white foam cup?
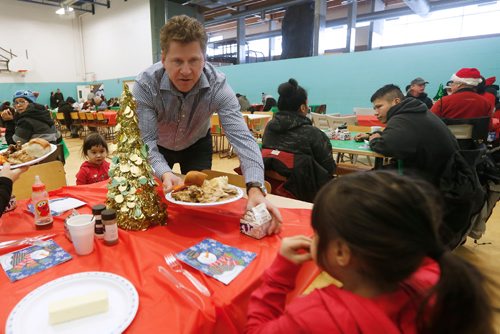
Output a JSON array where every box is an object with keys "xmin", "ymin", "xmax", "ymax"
[
  {"xmin": 371, "ymin": 126, "xmax": 383, "ymax": 133},
  {"xmin": 66, "ymin": 214, "xmax": 95, "ymax": 255}
]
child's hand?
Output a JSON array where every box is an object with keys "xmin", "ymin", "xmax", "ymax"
[{"xmin": 280, "ymin": 235, "xmax": 312, "ymax": 265}]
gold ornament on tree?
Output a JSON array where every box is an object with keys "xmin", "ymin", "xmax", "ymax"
[{"xmin": 106, "ymin": 84, "xmax": 167, "ymax": 230}]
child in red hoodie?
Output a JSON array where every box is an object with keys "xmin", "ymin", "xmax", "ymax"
[
  {"xmin": 246, "ymin": 171, "xmax": 493, "ymax": 334},
  {"xmin": 76, "ymin": 133, "xmax": 110, "ymax": 185}
]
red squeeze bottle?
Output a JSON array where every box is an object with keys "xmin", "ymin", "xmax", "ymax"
[{"xmin": 32, "ymin": 175, "xmax": 53, "ymax": 230}]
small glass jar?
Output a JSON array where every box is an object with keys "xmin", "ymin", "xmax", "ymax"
[
  {"xmin": 92, "ymin": 204, "xmax": 106, "ymax": 239},
  {"xmin": 101, "ymin": 209, "xmax": 119, "ymax": 246}
]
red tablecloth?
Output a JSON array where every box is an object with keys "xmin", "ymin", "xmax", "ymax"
[
  {"xmin": 356, "ymin": 115, "xmax": 384, "ymax": 127},
  {"xmin": 0, "ymin": 182, "xmax": 317, "ymax": 333},
  {"xmin": 101, "ymin": 111, "xmax": 117, "ymax": 126}
]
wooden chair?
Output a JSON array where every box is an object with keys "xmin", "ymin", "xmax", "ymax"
[
  {"xmin": 201, "ymin": 169, "xmax": 271, "ymax": 193},
  {"xmin": 78, "ymin": 112, "xmax": 89, "ymax": 137},
  {"xmin": 12, "ymin": 161, "xmax": 67, "ymax": 200},
  {"xmin": 210, "ymin": 114, "xmax": 231, "ymax": 158},
  {"xmin": 96, "ymin": 112, "xmax": 115, "ymax": 140},
  {"xmin": 55, "ymin": 113, "xmax": 70, "ymax": 138}
]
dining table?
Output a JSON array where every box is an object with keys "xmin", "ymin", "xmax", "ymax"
[
  {"xmin": 0, "ymin": 181, "xmax": 317, "ymax": 333},
  {"xmin": 101, "ymin": 110, "xmax": 118, "ymax": 126},
  {"xmin": 330, "ymin": 132, "xmax": 386, "ymax": 168},
  {"xmin": 356, "ymin": 115, "xmax": 384, "ymax": 127}
]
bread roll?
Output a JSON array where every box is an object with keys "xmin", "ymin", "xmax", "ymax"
[
  {"xmin": 184, "ymin": 171, "xmax": 208, "ymax": 187},
  {"xmin": 24, "ymin": 138, "xmax": 51, "ymax": 158}
]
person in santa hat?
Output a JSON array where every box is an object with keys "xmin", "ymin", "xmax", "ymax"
[{"xmin": 431, "ymin": 68, "xmax": 492, "ymax": 119}]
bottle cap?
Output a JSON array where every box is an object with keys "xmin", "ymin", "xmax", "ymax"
[
  {"xmin": 92, "ymin": 204, "xmax": 107, "ymax": 215},
  {"xmin": 101, "ymin": 209, "xmax": 116, "ymax": 220},
  {"xmin": 32, "ymin": 175, "xmax": 46, "ymax": 192}
]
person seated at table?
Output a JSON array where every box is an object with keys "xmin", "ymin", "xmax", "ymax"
[
  {"xmin": 246, "ymin": 171, "xmax": 493, "ymax": 334},
  {"xmin": 431, "ymin": 68, "xmax": 493, "ymax": 119},
  {"xmin": 236, "ymin": 93, "xmax": 251, "ymax": 112},
  {"xmin": 1, "ymin": 102, "xmax": 16, "ymax": 145},
  {"xmin": 263, "ymin": 97, "xmax": 277, "ymax": 111},
  {"xmin": 58, "ymin": 97, "xmax": 79, "ymax": 138},
  {"xmin": 353, "ymin": 84, "xmax": 483, "ymax": 248},
  {"xmin": 76, "ymin": 133, "xmax": 110, "ymax": 185},
  {"xmin": 82, "ymin": 98, "xmax": 95, "ymax": 111},
  {"xmin": 262, "ymin": 78, "xmax": 335, "ymax": 201},
  {"xmin": 0, "ymin": 163, "xmax": 27, "ymax": 217},
  {"xmin": 93, "ymin": 96, "xmax": 108, "ymax": 111},
  {"xmin": 406, "ymin": 77, "xmax": 433, "ymax": 109},
  {"xmin": 11, "ymin": 90, "xmax": 61, "ymax": 145},
  {"xmin": 107, "ymin": 97, "xmax": 120, "ymax": 108}
]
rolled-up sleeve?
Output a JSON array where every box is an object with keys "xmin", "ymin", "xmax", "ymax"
[{"xmin": 216, "ymin": 85, "xmax": 264, "ymax": 184}]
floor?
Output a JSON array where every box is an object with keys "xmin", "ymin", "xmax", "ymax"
[{"xmin": 62, "ymin": 136, "xmax": 500, "ymax": 329}]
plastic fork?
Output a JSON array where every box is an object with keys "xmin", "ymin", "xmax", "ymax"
[{"xmin": 164, "ymin": 254, "xmax": 211, "ymax": 297}]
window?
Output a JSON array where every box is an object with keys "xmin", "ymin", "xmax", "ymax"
[
  {"xmin": 376, "ymin": 2, "xmax": 500, "ymax": 47},
  {"xmin": 323, "ymin": 25, "xmax": 348, "ymax": 50}
]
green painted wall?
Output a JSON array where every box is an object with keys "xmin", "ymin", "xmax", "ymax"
[
  {"xmin": 219, "ymin": 35, "xmax": 500, "ymax": 114},
  {"xmin": 2, "ymin": 35, "xmax": 499, "ymax": 113}
]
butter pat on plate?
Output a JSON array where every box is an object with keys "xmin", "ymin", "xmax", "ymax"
[{"xmin": 48, "ymin": 290, "xmax": 109, "ymax": 325}]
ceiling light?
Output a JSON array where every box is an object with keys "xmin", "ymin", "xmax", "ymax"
[{"xmin": 55, "ymin": 5, "xmax": 74, "ymax": 15}]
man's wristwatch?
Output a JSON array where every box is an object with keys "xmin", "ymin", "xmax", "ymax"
[{"xmin": 246, "ymin": 182, "xmax": 267, "ymax": 196}]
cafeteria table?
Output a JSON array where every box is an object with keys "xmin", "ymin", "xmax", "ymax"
[
  {"xmin": 0, "ymin": 181, "xmax": 317, "ymax": 333},
  {"xmin": 356, "ymin": 115, "xmax": 384, "ymax": 127},
  {"xmin": 331, "ymin": 133, "xmax": 386, "ymax": 168}
]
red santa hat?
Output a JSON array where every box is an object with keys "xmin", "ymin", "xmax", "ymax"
[{"xmin": 450, "ymin": 68, "xmax": 483, "ymax": 86}]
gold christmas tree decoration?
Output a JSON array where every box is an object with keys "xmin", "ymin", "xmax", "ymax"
[{"xmin": 106, "ymin": 84, "xmax": 167, "ymax": 230}]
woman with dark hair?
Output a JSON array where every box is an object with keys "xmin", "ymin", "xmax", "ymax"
[
  {"xmin": 247, "ymin": 171, "xmax": 493, "ymax": 333},
  {"xmin": 262, "ymin": 78, "xmax": 335, "ymax": 201}
]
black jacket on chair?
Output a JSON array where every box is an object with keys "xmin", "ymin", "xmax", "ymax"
[
  {"xmin": 263, "ymin": 150, "xmax": 333, "ymax": 203},
  {"xmin": 262, "ymin": 110, "xmax": 335, "ymax": 175}
]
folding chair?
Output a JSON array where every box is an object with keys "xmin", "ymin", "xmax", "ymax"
[{"xmin": 12, "ymin": 161, "xmax": 67, "ymax": 200}]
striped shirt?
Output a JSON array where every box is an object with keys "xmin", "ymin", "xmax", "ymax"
[{"xmin": 133, "ymin": 62, "xmax": 264, "ymax": 184}]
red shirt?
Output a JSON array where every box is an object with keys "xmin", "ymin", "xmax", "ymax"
[
  {"xmin": 76, "ymin": 160, "xmax": 110, "ymax": 185},
  {"xmin": 431, "ymin": 89, "xmax": 492, "ymax": 119},
  {"xmin": 246, "ymin": 254, "xmax": 439, "ymax": 334}
]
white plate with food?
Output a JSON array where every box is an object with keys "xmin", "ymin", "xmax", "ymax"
[
  {"xmin": 166, "ymin": 184, "xmax": 244, "ymax": 206},
  {"xmin": 5, "ymin": 271, "xmax": 139, "ymax": 334},
  {"xmin": 0, "ymin": 139, "xmax": 57, "ymax": 169},
  {"xmin": 165, "ymin": 171, "xmax": 244, "ymax": 206}
]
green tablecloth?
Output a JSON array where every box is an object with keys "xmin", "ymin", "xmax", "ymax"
[
  {"xmin": 330, "ymin": 138, "xmax": 374, "ymax": 154},
  {"xmin": 330, "ymin": 132, "xmax": 374, "ymax": 154}
]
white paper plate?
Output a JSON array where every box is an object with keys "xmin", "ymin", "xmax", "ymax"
[
  {"xmin": 6, "ymin": 271, "xmax": 139, "ymax": 334},
  {"xmin": 0, "ymin": 143, "xmax": 57, "ymax": 169},
  {"xmin": 165, "ymin": 185, "xmax": 244, "ymax": 206}
]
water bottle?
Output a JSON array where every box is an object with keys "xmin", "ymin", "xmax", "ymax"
[{"xmin": 32, "ymin": 175, "xmax": 53, "ymax": 230}]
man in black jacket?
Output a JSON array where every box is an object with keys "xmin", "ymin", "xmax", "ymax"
[
  {"xmin": 406, "ymin": 77, "xmax": 433, "ymax": 109},
  {"xmin": 355, "ymin": 84, "xmax": 483, "ymax": 248}
]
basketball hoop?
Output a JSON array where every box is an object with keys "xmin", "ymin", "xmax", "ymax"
[{"xmin": 17, "ymin": 69, "xmax": 28, "ymax": 78}]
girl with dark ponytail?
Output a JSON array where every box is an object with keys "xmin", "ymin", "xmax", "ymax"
[{"xmin": 247, "ymin": 171, "xmax": 493, "ymax": 333}]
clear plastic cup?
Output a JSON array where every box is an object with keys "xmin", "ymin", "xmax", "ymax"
[{"xmin": 66, "ymin": 214, "xmax": 95, "ymax": 255}]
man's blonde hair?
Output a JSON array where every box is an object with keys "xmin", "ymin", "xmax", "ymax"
[{"xmin": 160, "ymin": 15, "xmax": 207, "ymax": 54}]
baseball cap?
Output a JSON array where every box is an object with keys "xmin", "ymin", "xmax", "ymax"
[{"xmin": 410, "ymin": 77, "xmax": 429, "ymax": 85}]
